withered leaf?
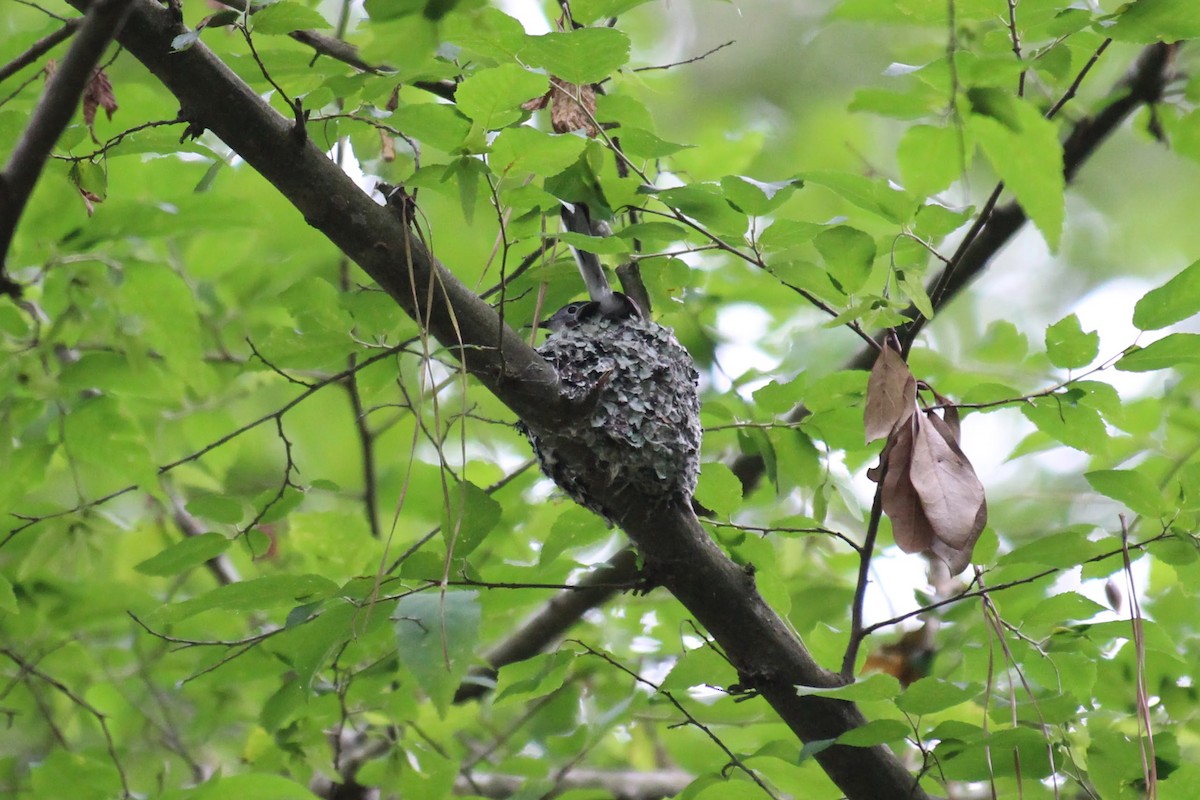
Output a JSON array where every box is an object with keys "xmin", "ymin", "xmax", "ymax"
[
  {"xmin": 928, "ymin": 387, "xmax": 961, "ymax": 443},
  {"xmin": 880, "ymin": 414, "xmax": 935, "ymax": 554},
  {"xmin": 864, "ymin": 344, "xmax": 917, "ymax": 443},
  {"xmin": 82, "ymin": 68, "xmax": 118, "ymax": 143},
  {"xmin": 910, "ymin": 410, "xmax": 987, "ymax": 574},
  {"xmin": 550, "ymin": 78, "xmax": 598, "ymax": 137}
]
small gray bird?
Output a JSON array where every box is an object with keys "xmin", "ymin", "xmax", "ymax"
[{"xmin": 522, "ymin": 208, "xmax": 701, "ymax": 521}]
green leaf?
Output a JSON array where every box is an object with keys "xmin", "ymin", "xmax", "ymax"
[
  {"xmin": 998, "ymin": 527, "xmax": 1105, "ymax": 567},
  {"xmin": 814, "ymin": 225, "xmax": 876, "ymax": 294},
  {"xmin": 896, "ymin": 678, "xmax": 979, "ymax": 715},
  {"xmin": 796, "ymin": 673, "xmax": 901, "ymax": 701},
  {"xmin": 539, "ymin": 506, "xmax": 606, "ymax": 566},
  {"xmin": 897, "ymin": 124, "xmax": 964, "ymax": 196},
  {"xmin": 1044, "ymin": 313, "xmax": 1099, "ymax": 369},
  {"xmin": 494, "ymin": 651, "xmax": 574, "ymax": 704},
  {"xmin": 1021, "ymin": 396, "xmax": 1109, "ymax": 455},
  {"xmin": 489, "ymin": 126, "xmax": 587, "ymax": 177},
  {"xmin": 395, "ymin": 591, "xmax": 481, "ymax": 715},
  {"xmin": 252, "ymin": 1, "xmax": 331, "ymax": 34},
  {"xmin": 719, "ymin": 175, "xmax": 801, "ymax": 216},
  {"xmin": 441, "ymin": 6, "xmax": 527, "ymax": 61},
  {"xmin": 149, "ymin": 574, "xmax": 339, "ymax": 624},
  {"xmin": 454, "ymin": 64, "xmax": 547, "ymax": 130},
  {"xmin": 1022, "ymin": 591, "xmax": 1107, "ymax": 634},
  {"xmin": 968, "ymin": 91, "xmax": 1064, "ymax": 249},
  {"xmin": 0, "ymin": 574, "xmax": 16, "ymax": 614},
  {"xmin": 556, "ymin": 230, "xmax": 631, "ymax": 255},
  {"xmin": 660, "ymin": 645, "xmax": 739, "ymax": 693},
  {"xmin": 837, "ymin": 718, "xmax": 910, "ymax": 746},
  {"xmin": 135, "ymin": 533, "xmax": 232, "ymax": 577},
  {"xmin": 363, "ymin": 0, "xmax": 424, "ymax": 21},
  {"xmin": 759, "ymin": 219, "xmax": 824, "ymax": 250},
  {"xmin": 63, "ymin": 397, "xmax": 157, "ymax": 489},
  {"xmin": 695, "ymin": 461, "xmax": 743, "ymax": 516},
  {"xmin": 185, "ymin": 495, "xmax": 244, "ymax": 525},
  {"xmin": 1117, "ymin": 333, "xmax": 1200, "ymax": 372},
  {"xmin": 614, "ymin": 127, "xmax": 689, "ymax": 158},
  {"xmin": 278, "ymin": 601, "xmax": 361, "ymax": 691},
  {"xmin": 68, "ymin": 160, "xmax": 106, "ymax": 201},
  {"xmin": 753, "ymin": 375, "xmax": 803, "ymax": 415},
  {"xmin": 802, "ymin": 170, "xmax": 917, "ymax": 223},
  {"xmin": 646, "ymin": 183, "xmax": 747, "ymax": 239},
  {"xmin": 1108, "ymin": 0, "xmax": 1200, "ymax": 43},
  {"xmin": 520, "ymin": 28, "xmax": 631, "ymax": 85},
  {"xmin": 1133, "ymin": 258, "xmax": 1200, "ymax": 330},
  {"xmin": 1085, "ymin": 469, "xmax": 1164, "ymax": 517},
  {"xmin": 443, "ymin": 480, "xmax": 502, "ymax": 558},
  {"xmin": 391, "ymin": 103, "xmax": 472, "ymax": 151}
]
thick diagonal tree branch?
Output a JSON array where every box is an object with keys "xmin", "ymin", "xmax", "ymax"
[{"xmin": 56, "ymin": 1, "xmax": 929, "ymax": 796}]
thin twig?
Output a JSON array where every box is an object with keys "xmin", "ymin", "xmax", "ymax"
[
  {"xmin": 572, "ymin": 641, "xmax": 782, "ymax": 799},
  {"xmin": 0, "ymin": 647, "xmax": 132, "ymax": 797},
  {"xmin": 0, "ymin": 17, "xmax": 81, "ymax": 84},
  {"xmin": 842, "ymin": 482, "xmax": 886, "ymax": 677},
  {"xmin": 630, "ymin": 40, "xmax": 735, "ymax": 74}
]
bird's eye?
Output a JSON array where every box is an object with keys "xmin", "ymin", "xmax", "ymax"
[{"xmin": 567, "ymin": 303, "xmax": 582, "ymax": 313}]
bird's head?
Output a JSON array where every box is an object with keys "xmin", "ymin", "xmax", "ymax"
[{"xmin": 539, "ymin": 292, "xmax": 643, "ymax": 333}]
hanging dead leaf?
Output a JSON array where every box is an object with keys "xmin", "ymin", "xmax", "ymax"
[
  {"xmin": 928, "ymin": 387, "xmax": 961, "ymax": 443},
  {"xmin": 78, "ymin": 187, "xmax": 102, "ymax": 216},
  {"xmin": 910, "ymin": 410, "xmax": 987, "ymax": 574},
  {"xmin": 864, "ymin": 344, "xmax": 917, "ymax": 443},
  {"xmin": 880, "ymin": 414, "xmax": 935, "ymax": 554},
  {"xmin": 550, "ymin": 78, "xmax": 599, "ymax": 137},
  {"xmin": 82, "ymin": 68, "xmax": 118, "ymax": 143}
]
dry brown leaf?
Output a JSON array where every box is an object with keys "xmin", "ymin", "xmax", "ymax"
[
  {"xmin": 79, "ymin": 188, "xmax": 102, "ymax": 217},
  {"xmin": 550, "ymin": 78, "xmax": 599, "ymax": 137},
  {"xmin": 928, "ymin": 387, "xmax": 961, "ymax": 443},
  {"xmin": 82, "ymin": 68, "xmax": 117, "ymax": 143},
  {"xmin": 864, "ymin": 344, "xmax": 916, "ymax": 443},
  {"xmin": 880, "ymin": 414, "xmax": 935, "ymax": 554},
  {"xmin": 911, "ymin": 410, "xmax": 987, "ymax": 574}
]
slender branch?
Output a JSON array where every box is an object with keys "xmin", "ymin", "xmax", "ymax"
[
  {"xmin": 572, "ymin": 640, "xmax": 781, "ymax": 799},
  {"xmin": 629, "ymin": 40, "xmax": 735, "ymax": 74},
  {"xmin": 842, "ymin": 482, "xmax": 886, "ymax": 677},
  {"xmin": 3, "ymin": 341, "xmax": 409, "ymax": 547},
  {"xmin": 861, "ymin": 529, "xmax": 1174, "ymax": 636},
  {"xmin": 0, "ymin": 0, "xmax": 133, "ymax": 294},
  {"xmin": 0, "ymin": 647, "xmax": 132, "ymax": 797},
  {"xmin": 0, "ymin": 17, "xmax": 81, "ymax": 84}
]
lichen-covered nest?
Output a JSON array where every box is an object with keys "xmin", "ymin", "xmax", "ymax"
[{"xmin": 524, "ymin": 314, "xmax": 701, "ymax": 521}]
